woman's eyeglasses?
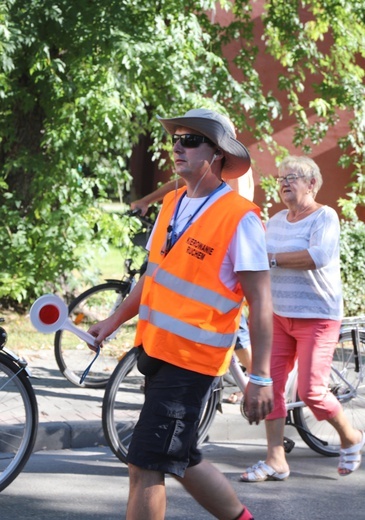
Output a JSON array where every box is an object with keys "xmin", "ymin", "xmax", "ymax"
[
  {"xmin": 172, "ymin": 134, "xmax": 214, "ymax": 148},
  {"xmin": 276, "ymin": 174, "xmax": 306, "ymax": 185}
]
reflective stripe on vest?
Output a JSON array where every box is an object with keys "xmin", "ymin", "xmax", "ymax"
[
  {"xmin": 146, "ymin": 262, "xmax": 158, "ymax": 276},
  {"xmin": 139, "ymin": 305, "xmax": 236, "ymax": 348},
  {"xmin": 153, "ymin": 268, "xmax": 240, "ymax": 313}
]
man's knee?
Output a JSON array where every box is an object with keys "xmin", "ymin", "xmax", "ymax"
[{"xmin": 128, "ymin": 463, "xmax": 164, "ymax": 487}]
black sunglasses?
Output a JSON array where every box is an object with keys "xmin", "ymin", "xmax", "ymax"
[{"xmin": 171, "ymin": 134, "xmax": 214, "ymax": 148}]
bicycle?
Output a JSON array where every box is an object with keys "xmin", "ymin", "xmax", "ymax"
[
  {"xmin": 54, "ymin": 210, "xmax": 154, "ymax": 389},
  {"xmin": 102, "ymin": 315, "xmax": 365, "ymax": 463},
  {"xmin": 0, "ymin": 318, "xmax": 39, "ymax": 492}
]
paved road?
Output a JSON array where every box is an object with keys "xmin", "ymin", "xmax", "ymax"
[{"xmin": 1, "ymin": 442, "xmax": 364, "ymax": 520}]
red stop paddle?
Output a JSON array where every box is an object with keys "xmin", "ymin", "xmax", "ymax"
[{"xmin": 30, "ymin": 294, "xmax": 98, "ymax": 347}]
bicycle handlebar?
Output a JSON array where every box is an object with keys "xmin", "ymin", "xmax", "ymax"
[{"xmin": 125, "ymin": 209, "xmax": 155, "ymax": 229}]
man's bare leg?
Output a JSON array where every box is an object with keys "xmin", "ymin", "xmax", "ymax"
[
  {"xmin": 126, "ymin": 464, "xmax": 166, "ymax": 520},
  {"xmin": 175, "ymin": 459, "xmax": 253, "ymax": 520}
]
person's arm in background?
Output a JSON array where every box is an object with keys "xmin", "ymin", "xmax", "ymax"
[
  {"xmin": 229, "ymin": 168, "xmax": 254, "ymax": 202},
  {"xmin": 131, "ymin": 178, "xmax": 185, "ymax": 215},
  {"xmin": 130, "ymin": 170, "xmax": 253, "ymax": 216},
  {"xmin": 267, "ymin": 250, "xmax": 316, "ymax": 270},
  {"xmin": 226, "ymin": 178, "xmax": 239, "ymax": 192}
]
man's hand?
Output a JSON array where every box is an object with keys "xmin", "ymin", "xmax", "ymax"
[
  {"xmin": 131, "ymin": 199, "xmax": 149, "ymax": 216},
  {"xmin": 87, "ymin": 317, "xmax": 120, "ymax": 352},
  {"xmin": 243, "ymin": 383, "xmax": 273, "ymax": 425}
]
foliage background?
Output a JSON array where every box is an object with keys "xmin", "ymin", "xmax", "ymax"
[{"xmin": 0, "ymin": 0, "xmax": 364, "ymax": 314}]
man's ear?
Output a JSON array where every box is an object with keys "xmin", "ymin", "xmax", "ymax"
[{"xmin": 214, "ymin": 149, "xmax": 224, "ymax": 161}]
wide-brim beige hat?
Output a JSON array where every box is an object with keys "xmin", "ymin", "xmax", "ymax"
[{"xmin": 157, "ymin": 108, "xmax": 251, "ymax": 179}]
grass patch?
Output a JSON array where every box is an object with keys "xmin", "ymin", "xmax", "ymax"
[
  {"xmin": 90, "ymin": 243, "xmax": 146, "ymax": 284},
  {"xmin": 88, "ymin": 244, "xmax": 127, "ymax": 284}
]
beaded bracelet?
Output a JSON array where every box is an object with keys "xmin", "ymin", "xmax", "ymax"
[{"xmin": 249, "ymin": 374, "xmax": 273, "ymax": 387}]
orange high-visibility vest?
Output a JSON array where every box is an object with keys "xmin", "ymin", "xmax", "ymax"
[{"xmin": 134, "ymin": 187, "xmax": 261, "ymax": 376}]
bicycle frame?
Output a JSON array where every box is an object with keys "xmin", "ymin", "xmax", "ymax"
[
  {"xmin": 0, "ymin": 322, "xmax": 33, "ymax": 381},
  {"xmin": 0, "ymin": 348, "xmax": 33, "ymax": 383}
]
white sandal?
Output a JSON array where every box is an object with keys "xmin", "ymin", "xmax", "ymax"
[
  {"xmin": 239, "ymin": 460, "xmax": 290, "ymax": 482},
  {"xmin": 338, "ymin": 431, "xmax": 365, "ymax": 476}
]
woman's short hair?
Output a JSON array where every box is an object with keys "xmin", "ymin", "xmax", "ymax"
[{"xmin": 278, "ymin": 155, "xmax": 323, "ymax": 197}]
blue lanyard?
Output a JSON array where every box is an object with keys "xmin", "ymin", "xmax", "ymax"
[{"xmin": 164, "ymin": 181, "xmax": 226, "ymax": 254}]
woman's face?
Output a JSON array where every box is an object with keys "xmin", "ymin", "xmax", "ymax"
[{"xmin": 276, "ymin": 170, "xmax": 313, "ymax": 206}]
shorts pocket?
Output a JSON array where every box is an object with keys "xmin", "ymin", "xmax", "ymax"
[{"xmin": 154, "ymin": 400, "xmax": 200, "ymax": 459}]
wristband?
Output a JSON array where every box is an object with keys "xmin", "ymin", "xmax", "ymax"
[{"xmin": 249, "ymin": 374, "xmax": 273, "ymax": 386}]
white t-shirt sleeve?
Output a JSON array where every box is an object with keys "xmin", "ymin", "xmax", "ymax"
[
  {"xmin": 307, "ymin": 208, "xmax": 340, "ymax": 268},
  {"xmin": 229, "ymin": 212, "xmax": 269, "ymax": 272},
  {"xmin": 218, "ymin": 211, "xmax": 268, "ymax": 290}
]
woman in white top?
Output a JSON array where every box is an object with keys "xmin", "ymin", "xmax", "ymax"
[{"xmin": 240, "ymin": 155, "xmax": 365, "ymax": 482}]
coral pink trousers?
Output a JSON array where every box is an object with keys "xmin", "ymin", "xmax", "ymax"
[{"xmin": 266, "ymin": 314, "xmax": 342, "ymax": 421}]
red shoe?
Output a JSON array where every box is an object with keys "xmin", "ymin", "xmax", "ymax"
[{"xmin": 237, "ymin": 507, "xmax": 254, "ymax": 520}]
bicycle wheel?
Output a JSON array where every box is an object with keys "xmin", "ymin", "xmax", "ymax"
[
  {"xmin": 102, "ymin": 348, "xmax": 220, "ymax": 463},
  {"xmin": 0, "ymin": 354, "xmax": 38, "ymax": 492},
  {"xmin": 293, "ymin": 330, "xmax": 365, "ymax": 456},
  {"xmin": 54, "ymin": 281, "xmax": 133, "ymax": 388}
]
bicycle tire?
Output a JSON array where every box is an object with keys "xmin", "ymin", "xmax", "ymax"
[
  {"xmin": 102, "ymin": 348, "xmax": 220, "ymax": 463},
  {"xmin": 293, "ymin": 330, "xmax": 365, "ymax": 457},
  {"xmin": 0, "ymin": 354, "xmax": 38, "ymax": 492},
  {"xmin": 54, "ymin": 281, "xmax": 132, "ymax": 388}
]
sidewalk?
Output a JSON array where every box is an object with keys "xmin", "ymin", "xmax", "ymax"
[
  {"xmin": 27, "ymin": 349, "xmax": 106, "ymax": 452},
  {"xmin": 26, "ymin": 348, "xmax": 270, "ymax": 453}
]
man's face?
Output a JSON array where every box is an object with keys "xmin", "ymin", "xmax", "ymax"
[{"xmin": 172, "ymin": 126, "xmax": 216, "ymax": 179}]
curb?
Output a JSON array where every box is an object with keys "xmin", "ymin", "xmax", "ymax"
[
  {"xmin": 35, "ymin": 421, "xmax": 106, "ymax": 452},
  {"xmin": 34, "ymin": 409, "xmax": 268, "ymax": 452}
]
